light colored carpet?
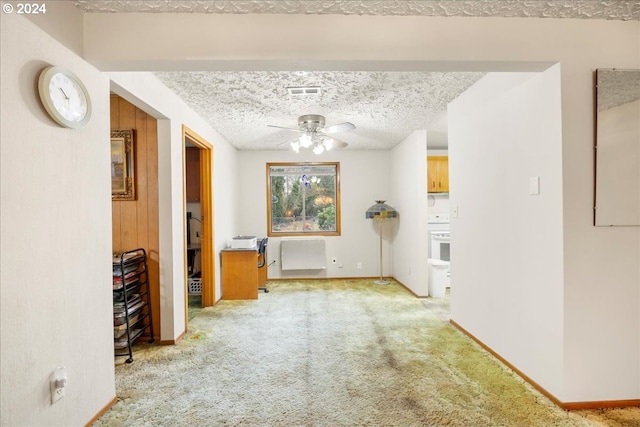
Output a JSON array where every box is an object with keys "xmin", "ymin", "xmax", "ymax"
[
  {"xmin": 96, "ymin": 279, "xmax": 640, "ymax": 426},
  {"xmin": 188, "ymin": 294, "xmax": 202, "ymax": 321}
]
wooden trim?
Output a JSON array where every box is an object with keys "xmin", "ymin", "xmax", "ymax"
[
  {"xmin": 267, "ymin": 231, "xmax": 342, "ymax": 237},
  {"xmin": 449, "ymin": 319, "xmax": 640, "ymax": 410},
  {"xmin": 563, "ymin": 399, "xmax": 640, "ymax": 410},
  {"xmin": 450, "ymin": 319, "xmax": 564, "ymax": 407},
  {"xmin": 159, "ymin": 329, "xmax": 186, "ymax": 346},
  {"xmin": 267, "ymin": 276, "xmax": 395, "ymax": 282},
  {"xmin": 182, "ymin": 126, "xmax": 216, "ymax": 320},
  {"xmin": 182, "ymin": 137, "xmax": 188, "ymax": 332},
  {"xmin": 199, "ymin": 142, "xmax": 215, "ymax": 308},
  {"xmin": 85, "ymin": 396, "xmax": 118, "ymax": 427},
  {"xmin": 391, "ymin": 277, "xmax": 428, "ymax": 298},
  {"xmin": 592, "ymin": 69, "xmax": 599, "ymax": 226}
]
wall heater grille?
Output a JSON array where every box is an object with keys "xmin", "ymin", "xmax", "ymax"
[{"xmin": 280, "ymin": 239, "xmax": 326, "ymax": 270}]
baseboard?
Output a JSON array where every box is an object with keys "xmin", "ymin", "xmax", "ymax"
[
  {"xmin": 450, "ymin": 319, "xmax": 640, "ymax": 410},
  {"xmin": 391, "ymin": 277, "xmax": 428, "ymax": 298},
  {"xmin": 160, "ymin": 329, "xmax": 186, "ymax": 346},
  {"xmin": 267, "ymin": 276, "xmax": 379, "ymax": 281},
  {"xmin": 563, "ymin": 399, "xmax": 640, "ymax": 410},
  {"xmin": 85, "ymin": 396, "xmax": 117, "ymax": 426}
]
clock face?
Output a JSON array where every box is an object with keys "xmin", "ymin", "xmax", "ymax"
[{"xmin": 38, "ymin": 66, "xmax": 92, "ymax": 128}]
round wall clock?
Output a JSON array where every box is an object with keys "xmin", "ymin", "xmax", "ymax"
[{"xmin": 38, "ymin": 66, "xmax": 92, "ymax": 128}]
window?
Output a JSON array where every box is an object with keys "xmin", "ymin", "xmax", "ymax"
[{"xmin": 267, "ymin": 162, "xmax": 341, "ymax": 236}]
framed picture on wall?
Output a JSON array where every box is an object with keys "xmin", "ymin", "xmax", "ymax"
[{"xmin": 111, "ymin": 129, "xmax": 136, "ymax": 201}]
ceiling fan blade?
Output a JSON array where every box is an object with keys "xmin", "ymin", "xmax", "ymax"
[
  {"xmin": 276, "ymin": 139, "xmax": 297, "ymax": 147},
  {"xmin": 267, "ymin": 124, "xmax": 303, "ymax": 133},
  {"xmin": 319, "ymin": 122, "xmax": 356, "ymax": 134},
  {"xmin": 323, "ymin": 137, "xmax": 349, "ymax": 150}
]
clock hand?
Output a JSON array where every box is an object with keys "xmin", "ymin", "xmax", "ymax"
[{"xmin": 59, "ymin": 87, "xmax": 70, "ymax": 100}]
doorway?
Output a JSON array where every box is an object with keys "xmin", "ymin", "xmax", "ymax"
[
  {"xmin": 183, "ymin": 125, "xmax": 215, "ymax": 326},
  {"xmin": 110, "ymin": 94, "xmax": 161, "ymax": 342},
  {"xmin": 426, "ymin": 149, "xmax": 451, "ymax": 300}
]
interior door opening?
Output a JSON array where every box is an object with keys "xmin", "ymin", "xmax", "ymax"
[{"xmin": 183, "ymin": 125, "xmax": 215, "ymax": 327}]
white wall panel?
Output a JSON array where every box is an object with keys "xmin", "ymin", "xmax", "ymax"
[
  {"xmin": 0, "ymin": 15, "xmax": 114, "ymax": 426},
  {"xmin": 13, "ymin": 3, "xmax": 640, "ymax": 407},
  {"xmin": 236, "ymin": 150, "xmax": 390, "ymax": 279},
  {"xmin": 448, "ymin": 69, "xmax": 566, "ymax": 398},
  {"xmin": 390, "ymin": 131, "xmax": 429, "ymax": 296}
]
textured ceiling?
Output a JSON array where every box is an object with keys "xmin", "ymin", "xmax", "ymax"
[
  {"xmin": 74, "ymin": 1, "xmax": 640, "ymax": 21},
  {"xmin": 75, "ymin": 1, "xmax": 639, "ymax": 150},
  {"xmin": 597, "ymin": 69, "xmax": 640, "ymax": 111},
  {"xmin": 155, "ymin": 71, "xmax": 484, "ymax": 150}
]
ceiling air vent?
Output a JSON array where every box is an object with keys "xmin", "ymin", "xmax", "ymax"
[{"xmin": 287, "ymin": 86, "xmax": 322, "ymax": 96}]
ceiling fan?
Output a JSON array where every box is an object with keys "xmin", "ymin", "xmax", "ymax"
[{"xmin": 268, "ymin": 114, "xmax": 355, "ymax": 154}]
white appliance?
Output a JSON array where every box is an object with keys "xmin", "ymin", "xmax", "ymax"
[
  {"xmin": 427, "ymin": 213, "xmax": 450, "ymax": 260},
  {"xmin": 427, "ymin": 213, "xmax": 451, "ymax": 297},
  {"xmin": 430, "ymin": 231, "xmax": 450, "ymax": 262},
  {"xmin": 428, "ymin": 259, "xmax": 449, "ymax": 298},
  {"xmin": 231, "ymin": 236, "xmax": 257, "ymax": 249}
]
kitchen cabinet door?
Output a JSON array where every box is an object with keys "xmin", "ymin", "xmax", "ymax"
[{"xmin": 427, "ymin": 156, "xmax": 449, "ymax": 193}]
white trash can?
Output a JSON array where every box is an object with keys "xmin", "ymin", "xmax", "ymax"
[{"xmin": 428, "ymin": 259, "xmax": 450, "ymax": 298}]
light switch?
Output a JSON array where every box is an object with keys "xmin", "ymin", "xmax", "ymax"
[
  {"xmin": 529, "ymin": 176, "xmax": 540, "ymax": 195},
  {"xmin": 452, "ymin": 205, "xmax": 459, "ymax": 218}
]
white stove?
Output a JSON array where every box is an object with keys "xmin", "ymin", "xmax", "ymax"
[
  {"xmin": 427, "ymin": 213, "xmax": 450, "ymax": 228},
  {"xmin": 428, "ymin": 213, "xmax": 450, "ymax": 260},
  {"xmin": 427, "ymin": 213, "xmax": 451, "ymax": 296},
  {"xmin": 430, "ymin": 231, "xmax": 450, "ymax": 261}
]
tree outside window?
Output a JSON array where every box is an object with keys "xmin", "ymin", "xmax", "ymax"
[{"xmin": 267, "ymin": 163, "xmax": 340, "ymax": 236}]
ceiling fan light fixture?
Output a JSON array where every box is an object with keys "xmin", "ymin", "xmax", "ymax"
[
  {"xmin": 299, "ymin": 133, "xmax": 313, "ymax": 148},
  {"xmin": 270, "ymin": 114, "xmax": 353, "ymax": 154},
  {"xmin": 323, "ymin": 138, "xmax": 335, "ymax": 151}
]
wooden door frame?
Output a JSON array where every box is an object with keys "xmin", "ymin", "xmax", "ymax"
[{"xmin": 182, "ymin": 125, "xmax": 215, "ymax": 322}]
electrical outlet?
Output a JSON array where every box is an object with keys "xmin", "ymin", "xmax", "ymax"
[
  {"xmin": 357, "ymin": 262, "xmax": 362, "ymax": 269},
  {"xmin": 331, "ymin": 257, "xmax": 337, "ymax": 265}
]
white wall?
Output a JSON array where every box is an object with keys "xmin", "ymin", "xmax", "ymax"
[
  {"xmin": 25, "ymin": 1, "xmax": 84, "ymax": 56},
  {"xmin": 18, "ymin": 5, "xmax": 640, "ymax": 406},
  {"xmin": 390, "ymin": 131, "xmax": 429, "ymax": 296},
  {"xmin": 82, "ymin": 10, "xmax": 640, "ymax": 403},
  {"xmin": 558, "ymin": 40, "xmax": 640, "ymax": 403},
  {"xmin": 0, "ymin": 15, "xmax": 114, "ymax": 426},
  {"xmin": 108, "ymin": 72, "xmax": 239, "ymax": 327},
  {"xmin": 236, "ymin": 150, "xmax": 391, "ymax": 279},
  {"xmin": 448, "ymin": 67, "xmax": 566, "ymax": 398}
]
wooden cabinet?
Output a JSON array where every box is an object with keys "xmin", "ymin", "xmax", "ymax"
[
  {"xmin": 185, "ymin": 147, "xmax": 200, "ymax": 202},
  {"xmin": 427, "ymin": 156, "xmax": 449, "ymax": 193},
  {"xmin": 221, "ymin": 249, "xmax": 258, "ymax": 300}
]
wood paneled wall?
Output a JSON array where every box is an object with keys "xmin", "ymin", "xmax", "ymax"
[{"xmin": 110, "ymin": 94, "xmax": 160, "ymax": 340}]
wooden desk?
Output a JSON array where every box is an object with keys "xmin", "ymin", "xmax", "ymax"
[{"xmin": 221, "ymin": 248, "xmax": 258, "ymax": 300}]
